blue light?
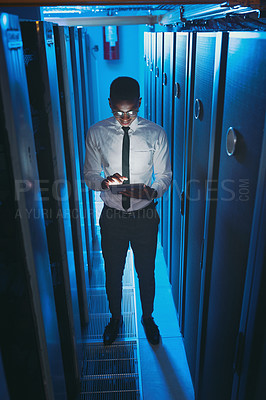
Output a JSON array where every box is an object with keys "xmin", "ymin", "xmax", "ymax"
[{"xmin": 1, "ymin": 14, "xmax": 8, "ymax": 27}]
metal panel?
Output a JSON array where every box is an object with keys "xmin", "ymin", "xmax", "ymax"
[
  {"xmin": 78, "ymin": 28, "xmax": 91, "ymax": 135},
  {"xmin": 170, "ymin": 32, "xmax": 189, "ymax": 314},
  {"xmin": 162, "ymin": 32, "xmax": 175, "ymax": 275},
  {"xmin": 53, "ymin": 23, "xmax": 90, "ymax": 393},
  {"xmin": 54, "ymin": 24, "xmax": 90, "ymax": 302},
  {"xmin": 155, "ymin": 32, "xmax": 164, "ymax": 237},
  {"xmin": 196, "ymin": 32, "xmax": 266, "ymax": 400},
  {"xmin": 20, "ymin": 19, "xmax": 87, "ymax": 396},
  {"xmin": 70, "ymin": 26, "xmax": 96, "ymax": 256},
  {"xmin": 150, "ymin": 32, "xmax": 156, "ymax": 123},
  {"xmin": 147, "ymin": 31, "xmax": 152, "ymax": 120},
  {"xmin": 183, "ymin": 32, "xmax": 219, "ymax": 384},
  {"xmin": 143, "ymin": 31, "xmax": 149, "ymax": 119},
  {"xmin": 231, "ymin": 113, "xmax": 266, "ymax": 400},
  {"xmin": 0, "ymin": 13, "xmax": 66, "ymax": 400}
]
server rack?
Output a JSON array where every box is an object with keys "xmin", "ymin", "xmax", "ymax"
[
  {"xmin": 162, "ymin": 32, "xmax": 176, "ymax": 276},
  {"xmin": 70, "ymin": 26, "xmax": 96, "ymax": 260},
  {"xmin": 179, "ymin": 32, "xmax": 197, "ymax": 332},
  {"xmin": 183, "ymin": 32, "xmax": 227, "ymax": 384},
  {"xmin": 231, "ymin": 112, "xmax": 266, "ymax": 400},
  {"xmin": 155, "ymin": 32, "xmax": 164, "ymax": 239},
  {"xmin": 53, "ymin": 24, "xmax": 90, "ymax": 307},
  {"xmin": 150, "ymin": 32, "xmax": 156, "ymax": 123},
  {"xmin": 170, "ymin": 32, "xmax": 190, "ymax": 315},
  {"xmin": 0, "ymin": 13, "xmax": 66, "ymax": 399},
  {"xmin": 20, "ymin": 20, "xmax": 86, "ymax": 398},
  {"xmin": 196, "ymin": 32, "xmax": 266, "ymax": 400},
  {"xmin": 143, "ymin": 31, "xmax": 149, "ymax": 119},
  {"xmin": 78, "ymin": 27, "xmax": 95, "ymax": 268}
]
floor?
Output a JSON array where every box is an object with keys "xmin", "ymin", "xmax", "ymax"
[{"xmin": 80, "ymin": 195, "xmax": 195, "ymax": 400}]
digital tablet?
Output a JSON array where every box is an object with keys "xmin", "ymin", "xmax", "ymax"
[{"xmin": 109, "ymin": 183, "xmax": 144, "ymax": 194}]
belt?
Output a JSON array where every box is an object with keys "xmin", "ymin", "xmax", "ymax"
[{"xmin": 104, "ymin": 201, "xmax": 158, "ymax": 218}]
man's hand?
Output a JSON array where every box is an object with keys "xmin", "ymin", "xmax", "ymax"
[
  {"xmin": 119, "ymin": 185, "xmax": 157, "ymax": 200},
  {"xmin": 101, "ymin": 173, "xmax": 128, "ymax": 189}
]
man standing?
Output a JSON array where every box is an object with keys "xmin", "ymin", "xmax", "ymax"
[{"xmin": 84, "ymin": 77, "xmax": 172, "ymax": 345}]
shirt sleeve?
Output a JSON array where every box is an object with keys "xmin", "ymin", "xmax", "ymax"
[
  {"xmin": 83, "ymin": 128, "xmax": 107, "ymax": 191},
  {"xmin": 151, "ymin": 128, "xmax": 172, "ymax": 198}
]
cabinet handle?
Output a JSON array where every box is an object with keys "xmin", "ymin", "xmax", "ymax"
[
  {"xmin": 155, "ymin": 66, "xmax": 159, "ymax": 78},
  {"xmin": 194, "ymin": 98, "xmax": 202, "ymax": 120},
  {"xmin": 226, "ymin": 127, "xmax": 237, "ymax": 156},
  {"xmin": 180, "ymin": 191, "xmax": 185, "ymax": 216},
  {"xmin": 174, "ymin": 82, "xmax": 180, "ymax": 98},
  {"xmin": 163, "ymin": 72, "xmax": 167, "ymax": 86}
]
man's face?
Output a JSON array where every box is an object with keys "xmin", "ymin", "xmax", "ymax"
[{"xmin": 109, "ymin": 98, "xmax": 142, "ymax": 127}]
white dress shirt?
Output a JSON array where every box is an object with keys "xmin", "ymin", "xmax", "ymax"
[{"xmin": 84, "ymin": 116, "xmax": 172, "ymax": 212}]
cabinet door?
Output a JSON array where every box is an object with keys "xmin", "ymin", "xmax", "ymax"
[
  {"xmin": 171, "ymin": 32, "xmax": 189, "ymax": 314},
  {"xmin": 0, "ymin": 13, "xmax": 66, "ymax": 399},
  {"xmin": 21, "ymin": 20, "xmax": 88, "ymax": 398},
  {"xmin": 150, "ymin": 32, "xmax": 156, "ymax": 123},
  {"xmin": 197, "ymin": 32, "xmax": 266, "ymax": 400},
  {"xmin": 183, "ymin": 32, "xmax": 227, "ymax": 384},
  {"xmin": 144, "ymin": 31, "xmax": 150, "ymax": 119},
  {"xmin": 155, "ymin": 32, "xmax": 164, "ymax": 239},
  {"xmin": 78, "ymin": 28, "xmax": 91, "ymax": 136},
  {"xmin": 162, "ymin": 32, "xmax": 175, "ymax": 274},
  {"xmin": 70, "ymin": 27, "xmax": 96, "ymax": 258},
  {"xmin": 54, "ymin": 26, "xmax": 92, "ymax": 281}
]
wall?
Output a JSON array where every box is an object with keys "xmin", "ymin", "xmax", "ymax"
[
  {"xmin": 85, "ymin": 24, "xmax": 145, "ymax": 125},
  {"xmin": 0, "ymin": 7, "xmax": 41, "ymax": 20}
]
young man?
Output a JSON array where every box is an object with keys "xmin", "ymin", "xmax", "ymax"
[{"xmin": 84, "ymin": 77, "xmax": 172, "ymax": 345}]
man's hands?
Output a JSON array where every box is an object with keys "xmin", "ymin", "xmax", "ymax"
[
  {"xmin": 101, "ymin": 173, "xmax": 157, "ymax": 200},
  {"xmin": 101, "ymin": 173, "xmax": 128, "ymax": 189}
]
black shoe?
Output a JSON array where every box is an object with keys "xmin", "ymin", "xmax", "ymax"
[
  {"xmin": 103, "ymin": 316, "xmax": 123, "ymax": 345},
  {"xmin": 141, "ymin": 316, "xmax": 160, "ymax": 345}
]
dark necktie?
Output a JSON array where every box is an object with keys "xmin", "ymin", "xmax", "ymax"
[{"xmin": 122, "ymin": 126, "xmax": 130, "ymax": 210}]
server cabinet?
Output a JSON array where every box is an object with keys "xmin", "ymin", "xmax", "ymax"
[
  {"xmin": 0, "ymin": 13, "xmax": 66, "ymax": 399},
  {"xmin": 196, "ymin": 32, "xmax": 266, "ymax": 400},
  {"xmin": 231, "ymin": 114, "xmax": 266, "ymax": 400},
  {"xmin": 20, "ymin": 20, "xmax": 87, "ymax": 398},
  {"xmin": 155, "ymin": 32, "xmax": 164, "ymax": 237},
  {"xmin": 150, "ymin": 32, "xmax": 156, "ymax": 123},
  {"xmin": 162, "ymin": 32, "xmax": 175, "ymax": 274},
  {"xmin": 54, "ymin": 25, "xmax": 90, "ymax": 301},
  {"xmin": 183, "ymin": 33, "xmax": 228, "ymax": 384},
  {"xmin": 78, "ymin": 28, "xmax": 91, "ymax": 135},
  {"xmin": 78, "ymin": 28, "xmax": 95, "ymax": 266},
  {"xmin": 0, "ymin": 351, "xmax": 9, "ymax": 400},
  {"xmin": 70, "ymin": 27, "xmax": 96, "ymax": 257},
  {"xmin": 143, "ymin": 31, "xmax": 150, "ymax": 119},
  {"xmin": 170, "ymin": 32, "xmax": 189, "ymax": 314}
]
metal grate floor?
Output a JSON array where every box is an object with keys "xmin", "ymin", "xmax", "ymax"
[
  {"xmin": 80, "ymin": 245, "xmax": 141, "ymax": 399},
  {"xmin": 82, "ymin": 312, "xmax": 136, "ymax": 341},
  {"xmin": 80, "ymin": 342, "xmax": 140, "ymax": 399}
]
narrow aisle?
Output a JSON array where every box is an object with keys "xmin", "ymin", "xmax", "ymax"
[
  {"xmin": 80, "ymin": 196, "xmax": 194, "ymax": 399},
  {"xmin": 135, "ymin": 245, "xmax": 195, "ymax": 400}
]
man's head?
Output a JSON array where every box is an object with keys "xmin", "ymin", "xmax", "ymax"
[{"xmin": 109, "ymin": 77, "xmax": 142, "ymax": 127}]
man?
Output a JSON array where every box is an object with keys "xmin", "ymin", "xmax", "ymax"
[{"xmin": 84, "ymin": 77, "xmax": 172, "ymax": 346}]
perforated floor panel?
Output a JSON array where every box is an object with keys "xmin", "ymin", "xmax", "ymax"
[
  {"xmin": 81, "ymin": 247, "xmax": 141, "ymax": 399},
  {"xmin": 80, "ymin": 342, "xmax": 140, "ymax": 399}
]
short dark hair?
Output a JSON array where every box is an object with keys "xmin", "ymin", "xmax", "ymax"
[{"xmin": 110, "ymin": 77, "xmax": 140, "ymax": 102}]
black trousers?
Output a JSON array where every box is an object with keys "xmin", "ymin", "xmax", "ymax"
[{"xmin": 99, "ymin": 203, "xmax": 160, "ymax": 318}]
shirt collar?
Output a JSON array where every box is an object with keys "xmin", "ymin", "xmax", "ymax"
[{"xmin": 113, "ymin": 116, "xmax": 139, "ymax": 133}]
